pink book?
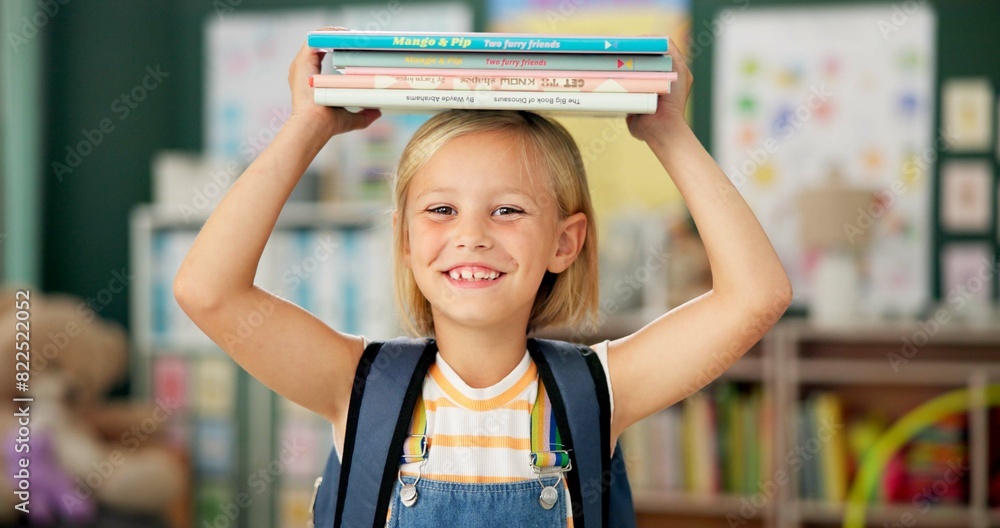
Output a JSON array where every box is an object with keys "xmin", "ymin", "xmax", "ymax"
[
  {"xmin": 310, "ymin": 73, "xmax": 672, "ymax": 93},
  {"xmin": 340, "ymin": 67, "xmax": 675, "ymax": 80}
]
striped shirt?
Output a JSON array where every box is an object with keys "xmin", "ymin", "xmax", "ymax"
[{"xmin": 339, "ymin": 338, "xmax": 615, "ymax": 525}]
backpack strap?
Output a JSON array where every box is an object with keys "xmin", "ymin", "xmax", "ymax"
[
  {"xmin": 529, "ymin": 338, "xmax": 637, "ymax": 528},
  {"xmin": 528, "ymin": 338, "xmax": 610, "ymax": 528},
  {"xmin": 329, "ymin": 337, "xmax": 436, "ymax": 528}
]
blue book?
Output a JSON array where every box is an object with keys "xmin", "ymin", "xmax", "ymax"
[
  {"xmin": 308, "ymin": 30, "xmax": 668, "ymax": 54},
  {"xmin": 330, "ymin": 50, "xmax": 672, "ymax": 71}
]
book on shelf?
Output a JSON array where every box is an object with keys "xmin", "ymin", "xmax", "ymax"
[
  {"xmin": 308, "ymin": 30, "xmax": 669, "ymax": 54},
  {"xmin": 621, "ymin": 382, "xmax": 768, "ymax": 498},
  {"xmin": 310, "ymin": 72, "xmax": 675, "ymax": 93},
  {"xmin": 801, "ymin": 391, "xmax": 969, "ymax": 506},
  {"xmin": 313, "ymin": 88, "xmax": 658, "ymax": 114},
  {"xmin": 329, "ymin": 50, "xmax": 673, "ymax": 72}
]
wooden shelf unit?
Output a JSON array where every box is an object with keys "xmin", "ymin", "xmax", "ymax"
[{"xmin": 599, "ymin": 318, "xmax": 1000, "ymax": 528}]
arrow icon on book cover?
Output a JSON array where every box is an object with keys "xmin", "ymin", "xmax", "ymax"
[
  {"xmin": 617, "ymin": 59, "xmax": 633, "ymax": 69},
  {"xmin": 605, "ymin": 40, "xmax": 617, "ymax": 49}
]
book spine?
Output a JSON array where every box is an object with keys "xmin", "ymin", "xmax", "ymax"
[
  {"xmin": 339, "ymin": 67, "xmax": 675, "ymax": 81},
  {"xmin": 311, "ymin": 74, "xmax": 670, "ymax": 93},
  {"xmin": 308, "ymin": 33, "xmax": 667, "ymax": 53},
  {"xmin": 313, "ymin": 88, "xmax": 658, "ymax": 114},
  {"xmin": 331, "ymin": 51, "xmax": 672, "ymax": 72}
]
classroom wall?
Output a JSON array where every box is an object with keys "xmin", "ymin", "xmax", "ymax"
[{"xmin": 39, "ymin": 0, "xmax": 1000, "ymax": 332}]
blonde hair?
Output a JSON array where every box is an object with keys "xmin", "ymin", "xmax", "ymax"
[{"xmin": 391, "ymin": 110, "xmax": 599, "ymax": 337}]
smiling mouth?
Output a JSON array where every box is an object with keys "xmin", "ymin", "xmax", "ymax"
[{"xmin": 445, "ymin": 266, "xmax": 505, "ymax": 282}]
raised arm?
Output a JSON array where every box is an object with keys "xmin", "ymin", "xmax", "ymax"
[
  {"xmin": 607, "ymin": 39, "xmax": 793, "ymax": 440},
  {"xmin": 173, "ymin": 39, "xmax": 382, "ymax": 424}
]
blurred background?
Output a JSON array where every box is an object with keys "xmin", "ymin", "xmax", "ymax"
[{"xmin": 2, "ymin": 0, "xmax": 999, "ymax": 527}]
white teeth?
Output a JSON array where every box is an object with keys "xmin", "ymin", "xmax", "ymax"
[{"xmin": 447, "ymin": 268, "xmax": 503, "ymax": 281}]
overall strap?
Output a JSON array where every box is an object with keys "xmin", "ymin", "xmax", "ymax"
[
  {"xmin": 528, "ymin": 338, "xmax": 612, "ymax": 528},
  {"xmin": 334, "ymin": 337, "xmax": 437, "ymax": 528}
]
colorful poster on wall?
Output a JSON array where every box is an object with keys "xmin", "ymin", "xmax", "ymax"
[{"xmin": 713, "ymin": 4, "xmax": 936, "ymax": 317}]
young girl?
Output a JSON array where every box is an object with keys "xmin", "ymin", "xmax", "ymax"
[{"xmin": 174, "ymin": 31, "xmax": 792, "ymax": 526}]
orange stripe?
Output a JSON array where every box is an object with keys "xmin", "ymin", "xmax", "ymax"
[
  {"xmin": 422, "ymin": 397, "xmax": 460, "ymax": 412},
  {"xmin": 425, "ymin": 397, "xmax": 532, "ymax": 413},
  {"xmin": 500, "ymin": 400, "xmax": 533, "ymax": 412},
  {"xmin": 432, "ymin": 434, "xmax": 531, "ymax": 450},
  {"xmin": 429, "ymin": 362, "xmax": 537, "ymax": 411}
]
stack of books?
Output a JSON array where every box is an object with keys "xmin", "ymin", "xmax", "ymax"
[{"xmin": 307, "ymin": 30, "xmax": 677, "ymax": 115}]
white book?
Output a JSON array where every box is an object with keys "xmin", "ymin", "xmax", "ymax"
[{"xmin": 314, "ymin": 87, "xmax": 657, "ymax": 114}]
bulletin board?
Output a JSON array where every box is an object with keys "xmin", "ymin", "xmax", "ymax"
[
  {"xmin": 695, "ymin": 0, "xmax": 1000, "ymax": 318},
  {"xmin": 710, "ymin": 2, "xmax": 936, "ymax": 317}
]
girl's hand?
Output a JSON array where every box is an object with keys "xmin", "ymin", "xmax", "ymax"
[
  {"xmin": 288, "ymin": 27, "xmax": 381, "ymax": 139},
  {"xmin": 626, "ymin": 37, "xmax": 693, "ymax": 145}
]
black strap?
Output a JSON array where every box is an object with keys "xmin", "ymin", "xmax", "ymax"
[
  {"xmin": 334, "ymin": 338, "xmax": 436, "ymax": 527},
  {"xmin": 529, "ymin": 338, "xmax": 611, "ymax": 528},
  {"xmin": 581, "ymin": 344, "xmax": 613, "ymax": 527}
]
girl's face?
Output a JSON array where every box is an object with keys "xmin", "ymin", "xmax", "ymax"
[{"xmin": 401, "ymin": 130, "xmax": 585, "ymax": 332}]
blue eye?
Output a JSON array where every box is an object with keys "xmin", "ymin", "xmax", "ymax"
[{"xmin": 493, "ymin": 206, "xmax": 524, "ymax": 216}]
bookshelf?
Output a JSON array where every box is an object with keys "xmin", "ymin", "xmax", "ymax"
[
  {"xmin": 129, "ymin": 202, "xmax": 397, "ymax": 528},
  {"xmin": 610, "ymin": 318, "xmax": 1000, "ymax": 528},
  {"xmin": 130, "ymin": 202, "xmax": 1000, "ymax": 527}
]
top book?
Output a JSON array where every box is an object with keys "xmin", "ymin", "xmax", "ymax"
[{"xmin": 307, "ymin": 30, "xmax": 669, "ymax": 54}]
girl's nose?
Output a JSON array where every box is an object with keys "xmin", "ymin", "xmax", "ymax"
[{"xmin": 452, "ymin": 215, "xmax": 493, "ymax": 250}]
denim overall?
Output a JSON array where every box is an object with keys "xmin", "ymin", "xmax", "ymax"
[
  {"xmin": 384, "ymin": 378, "xmax": 572, "ymax": 528},
  {"xmin": 310, "ymin": 338, "xmax": 636, "ymax": 528},
  {"xmin": 387, "ymin": 475, "xmax": 567, "ymax": 527}
]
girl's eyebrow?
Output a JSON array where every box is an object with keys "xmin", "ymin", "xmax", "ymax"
[{"xmin": 414, "ymin": 186, "xmax": 539, "ymax": 203}]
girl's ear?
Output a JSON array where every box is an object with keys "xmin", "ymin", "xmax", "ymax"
[{"xmin": 548, "ymin": 212, "xmax": 587, "ymax": 274}]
